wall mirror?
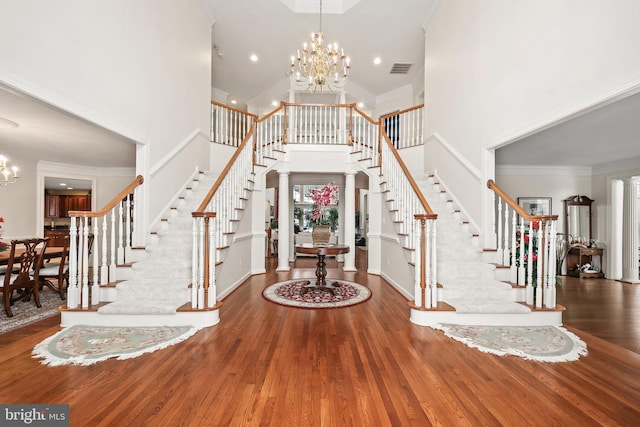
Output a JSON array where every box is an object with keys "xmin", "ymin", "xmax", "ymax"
[{"xmin": 563, "ymin": 195, "xmax": 593, "ymax": 244}]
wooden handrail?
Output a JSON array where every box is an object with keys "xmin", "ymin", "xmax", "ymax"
[
  {"xmin": 68, "ymin": 175, "xmax": 144, "ymax": 218},
  {"xmin": 487, "ymin": 179, "xmax": 558, "ymax": 222},
  {"xmin": 195, "ymin": 122, "xmax": 256, "ymax": 213},
  {"xmin": 352, "ymin": 104, "xmax": 379, "ymax": 125},
  {"xmin": 211, "ymin": 100, "xmax": 258, "ymax": 119},
  {"xmin": 379, "ymin": 104, "xmax": 424, "ymax": 121},
  {"xmin": 256, "ymin": 102, "xmax": 285, "ymax": 122},
  {"xmin": 380, "ymin": 132, "xmax": 436, "ymax": 218}
]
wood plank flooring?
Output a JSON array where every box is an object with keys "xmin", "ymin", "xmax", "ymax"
[{"xmin": 1, "ymin": 250, "xmax": 640, "ymax": 426}]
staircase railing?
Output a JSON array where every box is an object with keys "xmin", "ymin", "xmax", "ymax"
[
  {"xmin": 211, "ymin": 100, "xmax": 256, "ymax": 146},
  {"xmin": 487, "ymin": 179, "xmax": 559, "ymax": 309},
  {"xmin": 66, "ymin": 175, "xmax": 144, "ymax": 309},
  {"xmin": 379, "ymin": 130, "xmax": 438, "ymax": 309},
  {"xmin": 380, "ymin": 105, "xmax": 424, "ymax": 150},
  {"xmin": 208, "ymin": 101, "xmax": 431, "ymax": 309},
  {"xmin": 285, "ymin": 103, "xmax": 350, "ymax": 145},
  {"xmin": 351, "ymin": 105, "xmax": 381, "ymax": 167},
  {"xmin": 191, "ymin": 124, "xmax": 256, "ymax": 309},
  {"xmin": 255, "ymin": 103, "xmax": 286, "ymax": 165}
]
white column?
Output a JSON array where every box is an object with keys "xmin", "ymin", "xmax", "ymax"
[
  {"xmin": 621, "ymin": 177, "xmax": 640, "ymax": 283},
  {"xmin": 277, "ymin": 170, "xmax": 291, "ymax": 271},
  {"xmin": 343, "ymin": 171, "xmax": 357, "ymax": 271}
]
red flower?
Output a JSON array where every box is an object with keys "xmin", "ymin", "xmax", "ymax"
[{"xmin": 531, "ymin": 221, "xmax": 540, "ymax": 230}]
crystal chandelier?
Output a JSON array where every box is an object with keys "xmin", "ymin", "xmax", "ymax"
[
  {"xmin": 289, "ymin": 0, "xmax": 351, "ymax": 92},
  {"xmin": 0, "ymin": 155, "xmax": 19, "ymax": 186}
]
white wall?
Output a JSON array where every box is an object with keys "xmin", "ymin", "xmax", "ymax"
[
  {"xmin": 0, "ymin": 0, "xmax": 213, "ymax": 237},
  {"xmin": 424, "ymin": 0, "xmax": 640, "ymax": 231},
  {"xmin": 495, "ymin": 167, "xmax": 592, "ymax": 236}
]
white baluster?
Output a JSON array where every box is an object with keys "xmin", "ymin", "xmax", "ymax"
[
  {"xmin": 535, "ymin": 221, "xmax": 543, "ymax": 308},
  {"xmin": 414, "ymin": 217, "xmax": 422, "ymax": 308},
  {"xmin": 125, "ymin": 194, "xmax": 132, "ymax": 262},
  {"xmin": 100, "ymin": 215, "xmax": 108, "ymax": 285},
  {"xmin": 208, "ymin": 216, "xmax": 216, "ymax": 308},
  {"xmin": 497, "ymin": 199, "xmax": 503, "ymax": 263},
  {"xmin": 117, "ymin": 199, "xmax": 124, "ymax": 265},
  {"xmin": 526, "ymin": 221, "xmax": 534, "ymax": 305},
  {"xmin": 546, "ymin": 220, "xmax": 557, "ymax": 308},
  {"xmin": 92, "ymin": 218, "xmax": 100, "ymax": 304},
  {"xmin": 503, "ymin": 202, "xmax": 510, "ymax": 265},
  {"xmin": 109, "ymin": 208, "xmax": 117, "ymax": 283},
  {"xmin": 67, "ymin": 217, "xmax": 78, "ymax": 309},
  {"xmin": 191, "ymin": 217, "xmax": 198, "ymax": 308},
  {"xmin": 197, "ymin": 217, "xmax": 205, "ymax": 309},
  {"xmin": 510, "ymin": 209, "xmax": 517, "ymax": 284},
  {"xmin": 81, "ymin": 218, "xmax": 90, "ymax": 308}
]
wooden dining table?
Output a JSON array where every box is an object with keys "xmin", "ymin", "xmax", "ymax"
[{"xmin": 0, "ymin": 246, "xmax": 65, "ymax": 266}]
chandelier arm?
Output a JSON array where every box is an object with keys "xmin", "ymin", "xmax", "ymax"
[{"xmin": 289, "ymin": 0, "xmax": 351, "ymax": 92}]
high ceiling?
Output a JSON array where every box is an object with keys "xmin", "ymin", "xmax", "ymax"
[
  {"xmin": 205, "ymin": 0, "xmax": 436, "ymax": 108},
  {"xmin": 1, "ymin": 0, "xmax": 638, "ymax": 177}
]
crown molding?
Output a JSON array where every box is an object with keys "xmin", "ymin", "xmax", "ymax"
[
  {"xmin": 496, "ymin": 165, "xmax": 592, "ymax": 177},
  {"xmin": 592, "ymin": 157, "xmax": 640, "ymax": 177}
]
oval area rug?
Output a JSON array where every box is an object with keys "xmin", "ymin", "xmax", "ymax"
[{"xmin": 262, "ymin": 279, "xmax": 371, "ymax": 309}]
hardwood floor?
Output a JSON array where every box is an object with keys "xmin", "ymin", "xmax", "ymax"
[{"xmin": 1, "ymin": 250, "xmax": 640, "ymax": 426}]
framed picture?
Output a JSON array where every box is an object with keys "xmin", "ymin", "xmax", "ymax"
[{"xmin": 517, "ymin": 197, "xmax": 552, "ymax": 216}]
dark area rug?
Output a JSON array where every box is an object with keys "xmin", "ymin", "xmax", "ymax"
[
  {"xmin": 0, "ymin": 289, "xmax": 62, "ymax": 335},
  {"xmin": 262, "ymin": 279, "xmax": 371, "ymax": 309}
]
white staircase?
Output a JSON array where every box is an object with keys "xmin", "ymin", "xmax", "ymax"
[
  {"xmin": 408, "ymin": 175, "xmax": 563, "ymax": 327},
  {"xmin": 61, "ymin": 171, "xmax": 225, "ymax": 329}
]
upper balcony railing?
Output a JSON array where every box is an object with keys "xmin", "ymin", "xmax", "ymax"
[{"xmin": 206, "ymin": 102, "xmax": 434, "ymax": 310}]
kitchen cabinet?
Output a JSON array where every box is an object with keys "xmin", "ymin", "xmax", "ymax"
[
  {"xmin": 65, "ymin": 195, "xmax": 91, "ymax": 214},
  {"xmin": 44, "ymin": 229, "xmax": 69, "ymax": 247},
  {"xmin": 59, "ymin": 195, "xmax": 91, "ymax": 217},
  {"xmin": 45, "ymin": 195, "xmax": 60, "ymax": 218}
]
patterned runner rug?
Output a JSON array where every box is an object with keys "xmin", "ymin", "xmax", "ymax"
[
  {"xmin": 262, "ymin": 279, "xmax": 371, "ymax": 309},
  {"xmin": 33, "ymin": 325, "xmax": 198, "ymax": 366},
  {"xmin": 437, "ymin": 324, "xmax": 588, "ymax": 362}
]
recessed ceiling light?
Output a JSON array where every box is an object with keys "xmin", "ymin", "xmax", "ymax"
[
  {"xmin": 250, "ymin": 54, "xmax": 258, "ymax": 62},
  {"xmin": 271, "ymin": 100, "xmax": 278, "ymax": 107},
  {"xmin": 373, "ymin": 57, "xmax": 382, "ymax": 65},
  {"xmin": 357, "ymin": 102, "xmax": 364, "ymax": 108},
  {"xmin": 231, "ymin": 100, "xmax": 237, "ymax": 105},
  {"xmin": 59, "ymin": 183, "xmax": 67, "ymax": 186}
]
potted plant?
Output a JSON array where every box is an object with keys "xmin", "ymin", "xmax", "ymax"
[{"xmin": 308, "ymin": 182, "xmax": 339, "ymax": 244}]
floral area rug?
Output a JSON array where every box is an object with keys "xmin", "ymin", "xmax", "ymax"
[
  {"xmin": 33, "ymin": 325, "xmax": 197, "ymax": 366},
  {"xmin": 0, "ymin": 289, "xmax": 62, "ymax": 335},
  {"xmin": 437, "ymin": 324, "xmax": 588, "ymax": 362},
  {"xmin": 262, "ymin": 279, "xmax": 371, "ymax": 309}
]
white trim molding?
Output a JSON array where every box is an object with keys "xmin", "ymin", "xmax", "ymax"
[{"xmin": 426, "ymin": 132, "xmax": 481, "ymax": 181}]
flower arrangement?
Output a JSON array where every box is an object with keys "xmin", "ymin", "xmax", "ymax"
[
  {"xmin": 308, "ymin": 182, "xmax": 339, "ymax": 231},
  {"xmin": 0, "ymin": 217, "xmax": 9, "ymax": 252},
  {"xmin": 514, "ymin": 220, "xmax": 540, "ymax": 284}
]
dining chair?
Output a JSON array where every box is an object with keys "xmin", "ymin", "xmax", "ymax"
[
  {"xmin": 39, "ymin": 236, "xmax": 70, "ymax": 300},
  {"xmin": 0, "ymin": 238, "xmax": 49, "ymax": 317},
  {"xmin": 40, "ymin": 232, "xmax": 95, "ymax": 300}
]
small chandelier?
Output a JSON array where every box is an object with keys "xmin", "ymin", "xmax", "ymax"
[
  {"xmin": 289, "ymin": 0, "xmax": 351, "ymax": 92},
  {"xmin": 0, "ymin": 155, "xmax": 19, "ymax": 186}
]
